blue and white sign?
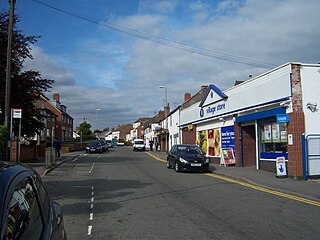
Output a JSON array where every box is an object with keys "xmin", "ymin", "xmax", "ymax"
[
  {"xmin": 276, "ymin": 114, "xmax": 290, "ymax": 123},
  {"xmin": 276, "ymin": 156, "xmax": 287, "ymax": 177},
  {"xmin": 221, "ymin": 126, "xmax": 235, "ymax": 151}
]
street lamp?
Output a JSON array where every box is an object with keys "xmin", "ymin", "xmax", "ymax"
[
  {"xmin": 96, "ymin": 108, "xmax": 101, "ymax": 130},
  {"xmin": 159, "ymin": 86, "xmax": 168, "ymax": 152}
]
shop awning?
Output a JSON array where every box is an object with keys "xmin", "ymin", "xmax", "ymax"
[{"xmin": 235, "ymin": 107, "xmax": 287, "ymax": 123}]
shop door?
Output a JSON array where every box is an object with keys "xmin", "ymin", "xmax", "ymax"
[{"xmin": 242, "ymin": 125, "xmax": 256, "ymax": 167}]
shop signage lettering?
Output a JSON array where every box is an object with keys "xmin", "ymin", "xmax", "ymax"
[
  {"xmin": 221, "ymin": 126, "xmax": 235, "ymax": 150},
  {"xmin": 276, "ymin": 114, "xmax": 290, "ymax": 123},
  {"xmin": 201, "ymin": 103, "xmax": 226, "ymax": 118}
]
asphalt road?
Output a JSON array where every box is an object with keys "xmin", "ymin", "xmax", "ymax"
[{"xmin": 43, "ymin": 147, "xmax": 320, "ymax": 240}]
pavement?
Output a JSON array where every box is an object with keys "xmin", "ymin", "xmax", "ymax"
[{"xmin": 23, "ymin": 149, "xmax": 320, "ymax": 204}]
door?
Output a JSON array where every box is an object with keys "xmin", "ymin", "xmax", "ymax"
[{"xmin": 242, "ymin": 125, "xmax": 256, "ymax": 167}]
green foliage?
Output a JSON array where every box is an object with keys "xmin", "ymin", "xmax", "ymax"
[
  {"xmin": 77, "ymin": 121, "xmax": 95, "ymax": 141},
  {"xmin": 0, "ymin": 125, "xmax": 9, "ymax": 151},
  {"xmin": 0, "ymin": 11, "xmax": 53, "ymax": 137}
]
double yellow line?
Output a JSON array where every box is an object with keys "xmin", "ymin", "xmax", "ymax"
[{"xmin": 147, "ymin": 151, "xmax": 320, "ymax": 207}]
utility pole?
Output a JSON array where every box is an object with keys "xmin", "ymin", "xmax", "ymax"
[{"xmin": 5, "ymin": 0, "xmax": 15, "ymax": 161}]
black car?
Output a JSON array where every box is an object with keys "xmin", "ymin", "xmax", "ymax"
[
  {"xmin": 0, "ymin": 161, "xmax": 67, "ymax": 240},
  {"xmin": 166, "ymin": 144, "xmax": 210, "ymax": 172},
  {"xmin": 85, "ymin": 140, "xmax": 103, "ymax": 153},
  {"xmin": 98, "ymin": 140, "xmax": 109, "ymax": 152}
]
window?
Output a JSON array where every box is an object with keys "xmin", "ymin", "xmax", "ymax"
[
  {"xmin": 260, "ymin": 121, "xmax": 288, "ymax": 159},
  {"xmin": 33, "ymin": 175, "xmax": 50, "ymax": 223},
  {"xmin": 6, "ymin": 177, "xmax": 43, "ymax": 240}
]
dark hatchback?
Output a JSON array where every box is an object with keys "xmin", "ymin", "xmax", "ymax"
[
  {"xmin": 0, "ymin": 161, "xmax": 67, "ymax": 240},
  {"xmin": 167, "ymin": 144, "xmax": 210, "ymax": 173},
  {"xmin": 85, "ymin": 140, "xmax": 103, "ymax": 153}
]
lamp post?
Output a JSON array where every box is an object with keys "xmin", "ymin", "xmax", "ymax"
[{"xmin": 159, "ymin": 86, "xmax": 168, "ymax": 152}]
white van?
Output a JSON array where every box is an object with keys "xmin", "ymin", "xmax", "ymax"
[{"xmin": 133, "ymin": 139, "xmax": 146, "ymax": 151}]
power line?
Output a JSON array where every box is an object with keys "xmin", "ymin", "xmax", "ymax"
[{"xmin": 29, "ymin": 0, "xmax": 275, "ymax": 69}]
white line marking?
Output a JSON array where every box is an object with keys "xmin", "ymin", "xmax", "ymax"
[
  {"xmin": 87, "ymin": 225, "xmax": 92, "ymax": 235},
  {"xmin": 90, "ymin": 213, "xmax": 93, "ymax": 220},
  {"xmin": 91, "ymin": 197, "xmax": 94, "ymax": 203},
  {"xmin": 92, "ymin": 191, "xmax": 94, "ymax": 196},
  {"xmin": 91, "ymin": 204, "xmax": 93, "ymax": 209},
  {"xmin": 88, "ymin": 163, "xmax": 95, "ymax": 173}
]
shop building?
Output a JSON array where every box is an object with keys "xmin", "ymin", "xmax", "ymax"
[{"xmin": 180, "ymin": 62, "xmax": 320, "ymax": 179}]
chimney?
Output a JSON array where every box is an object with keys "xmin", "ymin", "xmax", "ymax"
[
  {"xmin": 164, "ymin": 103, "xmax": 170, "ymax": 116},
  {"xmin": 201, "ymin": 85, "xmax": 208, "ymax": 90},
  {"xmin": 53, "ymin": 93, "xmax": 60, "ymax": 102},
  {"xmin": 184, "ymin": 92, "xmax": 192, "ymax": 102}
]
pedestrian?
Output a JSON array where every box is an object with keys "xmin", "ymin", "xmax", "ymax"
[
  {"xmin": 53, "ymin": 138, "xmax": 61, "ymax": 159},
  {"xmin": 149, "ymin": 140, "xmax": 154, "ymax": 151}
]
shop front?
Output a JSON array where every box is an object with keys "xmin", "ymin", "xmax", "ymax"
[
  {"xmin": 178, "ymin": 62, "xmax": 319, "ymax": 178},
  {"xmin": 235, "ymin": 108, "xmax": 289, "ymax": 171}
]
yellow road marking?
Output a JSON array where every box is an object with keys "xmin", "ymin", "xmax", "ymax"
[
  {"xmin": 146, "ymin": 152, "xmax": 166, "ymax": 163},
  {"xmin": 146, "ymin": 151, "xmax": 320, "ymax": 207}
]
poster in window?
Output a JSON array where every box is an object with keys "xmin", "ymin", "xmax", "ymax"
[
  {"xmin": 197, "ymin": 130, "xmax": 207, "ymax": 154},
  {"xmin": 221, "ymin": 126, "xmax": 235, "ymax": 150},
  {"xmin": 272, "ymin": 123, "xmax": 280, "ymax": 142},
  {"xmin": 208, "ymin": 128, "xmax": 221, "ymax": 157},
  {"xmin": 280, "ymin": 130, "xmax": 287, "ymax": 142},
  {"xmin": 264, "ymin": 125, "xmax": 272, "ymax": 142}
]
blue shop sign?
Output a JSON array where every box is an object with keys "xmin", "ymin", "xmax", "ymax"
[{"xmin": 276, "ymin": 114, "xmax": 290, "ymax": 123}]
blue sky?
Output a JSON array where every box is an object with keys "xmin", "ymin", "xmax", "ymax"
[{"xmin": 1, "ymin": 0, "xmax": 320, "ymax": 130}]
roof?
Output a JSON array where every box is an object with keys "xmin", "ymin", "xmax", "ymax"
[{"xmin": 198, "ymin": 84, "xmax": 228, "ymax": 108}]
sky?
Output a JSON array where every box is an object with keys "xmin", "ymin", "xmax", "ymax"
[{"xmin": 1, "ymin": 0, "xmax": 320, "ymax": 131}]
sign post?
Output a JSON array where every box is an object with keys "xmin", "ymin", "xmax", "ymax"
[{"xmin": 13, "ymin": 109, "xmax": 22, "ymax": 163}]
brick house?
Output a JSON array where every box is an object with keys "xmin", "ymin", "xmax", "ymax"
[{"xmin": 35, "ymin": 93, "xmax": 73, "ymax": 144}]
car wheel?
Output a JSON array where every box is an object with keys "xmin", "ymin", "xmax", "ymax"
[
  {"xmin": 175, "ymin": 162, "xmax": 180, "ymax": 172},
  {"xmin": 166, "ymin": 159, "xmax": 171, "ymax": 169}
]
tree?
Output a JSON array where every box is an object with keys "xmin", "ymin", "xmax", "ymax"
[
  {"xmin": 0, "ymin": 125, "xmax": 9, "ymax": 159},
  {"xmin": 0, "ymin": 11, "xmax": 53, "ymax": 137},
  {"xmin": 76, "ymin": 121, "xmax": 95, "ymax": 141}
]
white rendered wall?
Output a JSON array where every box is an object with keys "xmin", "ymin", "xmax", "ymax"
[{"xmin": 300, "ymin": 64, "xmax": 320, "ymax": 134}]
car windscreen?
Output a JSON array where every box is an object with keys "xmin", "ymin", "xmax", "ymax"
[
  {"xmin": 177, "ymin": 146, "xmax": 202, "ymax": 155},
  {"xmin": 89, "ymin": 142, "xmax": 99, "ymax": 147},
  {"xmin": 135, "ymin": 141, "xmax": 144, "ymax": 144}
]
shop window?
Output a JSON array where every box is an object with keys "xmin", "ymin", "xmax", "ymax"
[{"xmin": 260, "ymin": 122, "xmax": 288, "ymax": 159}]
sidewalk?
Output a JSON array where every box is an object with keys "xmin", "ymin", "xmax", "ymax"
[
  {"xmin": 23, "ymin": 151, "xmax": 82, "ymax": 177},
  {"xmin": 150, "ymin": 151, "xmax": 320, "ymax": 202}
]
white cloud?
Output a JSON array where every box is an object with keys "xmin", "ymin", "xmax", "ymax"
[
  {"xmin": 23, "ymin": 46, "xmax": 76, "ymax": 86},
  {"xmin": 22, "ymin": 0, "xmax": 320, "ymax": 130}
]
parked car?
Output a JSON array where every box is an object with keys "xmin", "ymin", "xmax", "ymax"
[
  {"xmin": 133, "ymin": 139, "xmax": 146, "ymax": 151},
  {"xmin": 98, "ymin": 140, "xmax": 109, "ymax": 152},
  {"xmin": 0, "ymin": 161, "xmax": 67, "ymax": 240},
  {"xmin": 105, "ymin": 140, "xmax": 113, "ymax": 148},
  {"xmin": 167, "ymin": 144, "xmax": 210, "ymax": 172},
  {"xmin": 86, "ymin": 140, "xmax": 103, "ymax": 153}
]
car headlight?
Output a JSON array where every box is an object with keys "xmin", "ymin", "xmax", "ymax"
[
  {"xmin": 179, "ymin": 157, "xmax": 188, "ymax": 163},
  {"xmin": 205, "ymin": 158, "xmax": 209, "ymax": 163}
]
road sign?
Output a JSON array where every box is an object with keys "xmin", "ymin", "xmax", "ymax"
[{"xmin": 12, "ymin": 108, "xmax": 22, "ymax": 119}]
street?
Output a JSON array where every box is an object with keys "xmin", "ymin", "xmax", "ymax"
[{"xmin": 43, "ymin": 147, "xmax": 320, "ymax": 240}]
